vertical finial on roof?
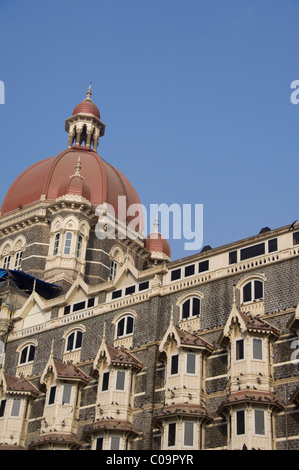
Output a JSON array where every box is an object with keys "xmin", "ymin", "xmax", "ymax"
[
  {"xmin": 153, "ymin": 215, "xmax": 159, "ymax": 234},
  {"xmin": 102, "ymin": 322, "xmax": 106, "ymax": 341},
  {"xmin": 86, "ymin": 82, "xmax": 92, "ymax": 101},
  {"xmin": 170, "ymin": 305, "xmax": 174, "ymax": 324},
  {"xmin": 50, "ymin": 339, "xmax": 54, "ymax": 357}
]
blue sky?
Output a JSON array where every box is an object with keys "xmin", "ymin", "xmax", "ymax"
[{"xmin": 0, "ymin": 0, "xmax": 298, "ymax": 261}]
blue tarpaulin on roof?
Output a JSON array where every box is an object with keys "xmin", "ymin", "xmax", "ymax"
[{"xmin": 0, "ymin": 269, "xmax": 61, "ymax": 299}]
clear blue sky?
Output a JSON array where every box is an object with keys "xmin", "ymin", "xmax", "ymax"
[{"xmin": 0, "ymin": 0, "xmax": 298, "ymax": 261}]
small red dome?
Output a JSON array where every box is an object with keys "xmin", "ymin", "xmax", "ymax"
[
  {"xmin": 58, "ymin": 174, "xmax": 91, "ymax": 201},
  {"xmin": 72, "ymin": 99, "xmax": 100, "ymax": 119},
  {"xmin": 145, "ymin": 232, "xmax": 171, "ymax": 260}
]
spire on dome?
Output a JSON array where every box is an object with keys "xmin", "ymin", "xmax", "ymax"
[
  {"xmin": 71, "ymin": 156, "xmax": 84, "ymax": 179},
  {"xmin": 66, "ymin": 87, "xmax": 105, "ymax": 152}
]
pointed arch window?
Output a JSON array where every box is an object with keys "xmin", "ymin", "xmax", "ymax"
[
  {"xmin": 116, "ymin": 315, "xmax": 134, "ymax": 338},
  {"xmin": 53, "ymin": 233, "xmax": 60, "ymax": 256},
  {"xmin": 3, "ymin": 255, "xmax": 11, "ymax": 270},
  {"xmin": 66, "ymin": 330, "xmax": 83, "ymax": 352}
]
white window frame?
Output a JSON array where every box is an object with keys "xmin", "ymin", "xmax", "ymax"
[
  {"xmin": 242, "ymin": 280, "xmax": 264, "ymax": 304},
  {"xmin": 116, "ymin": 315, "xmax": 134, "ymax": 339},
  {"xmin": 252, "ymin": 338, "xmax": 263, "ymax": 361},
  {"xmin": 254, "ymin": 408, "xmax": 266, "ymax": 436},
  {"xmin": 115, "ymin": 370, "xmax": 126, "ymax": 391},
  {"xmin": 170, "ymin": 354, "xmax": 179, "ymax": 376},
  {"xmin": 167, "ymin": 422, "xmax": 176, "ymax": 448},
  {"xmin": 10, "ymin": 398, "xmax": 21, "ymax": 418},
  {"xmin": 183, "ymin": 421, "xmax": 195, "ymax": 447},
  {"xmin": 3, "ymin": 255, "xmax": 11, "ymax": 269},
  {"xmin": 63, "ymin": 231, "xmax": 73, "ymax": 255},
  {"xmin": 235, "ymin": 338, "xmax": 245, "ymax": 362},
  {"xmin": 14, "ymin": 251, "xmax": 23, "ymax": 270},
  {"xmin": 181, "ymin": 297, "xmax": 201, "ymax": 320},
  {"xmin": 185, "ymin": 353, "xmax": 196, "ymax": 375},
  {"xmin": 236, "ymin": 409, "xmax": 246, "ymax": 436},
  {"xmin": 65, "ymin": 329, "xmax": 83, "ymax": 352},
  {"xmin": 62, "ymin": 384, "xmax": 72, "ymax": 405},
  {"xmin": 19, "ymin": 343, "xmax": 36, "ymax": 365}
]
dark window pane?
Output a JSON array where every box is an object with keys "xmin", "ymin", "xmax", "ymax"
[
  {"xmin": 293, "ymin": 232, "xmax": 299, "ymax": 246},
  {"xmin": 185, "ymin": 264, "xmax": 195, "ymax": 277},
  {"xmin": 254, "ymin": 281, "xmax": 263, "ymax": 300},
  {"xmin": 171, "ymin": 355, "xmax": 179, "ymax": 375},
  {"xmin": 0, "ymin": 399, "xmax": 6, "ymax": 418},
  {"xmin": 102, "ymin": 372, "xmax": 110, "ymax": 391},
  {"xmin": 96, "ymin": 437, "xmax": 104, "ymax": 450},
  {"xmin": 126, "ymin": 316, "xmax": 134, "ymax": 335},
  {"xmin": 171, "ymin": 269, "xmax": 181, "ymax": 281},
  {"xmin": 73, "ymin": 301, "xmax": 85, "ymax": 312},
  {"xmin": 75, "ymin": 330, "xmax": 83, "ymax": 349},
  {"xmin": 125, "ymin": 285, "xmax": 135, "ymax": 296},
  {"xmin": 28, "ymin": 345, "xmax": 35, "ymax": 362},
  {"xmin": 182, "ymin": 299, "xmax": 190, "ymax": 319},
  {"xmin": 168, "ymin": 423, "xmax": 176, "ymax": 447},
  {"xmin": 87, "ymin": 297, "xmax": 95, "ymax": 308},
  {"xmin": 198, "ymin": 260, "xmax": 209, "ymax": 273},
  {"xmin": 20, "ymin": 347, "xmax": 28, "ymax": 364},
  {"xmin": 268, "ymin": 238, "xmax": 277, "ymax": 253},
  {"xmin": 112, "ymin": 289, "xmax": 122, "ymax": 299},
  {"xmin": 139, "ymin": 281, "xmax": 149, "ymax": 291},
  {"xmin": 64, "ymin": 305, "xmax": 71, "ymax": 315},
  {"xmin": 96, "ymin": 437, "xmax": 103, "ymax": 450},
  {"xmin": 229, "ymin": 250, "xmax": 238, "ymax": 264},
  {"xmin": 67, "ymin": 332, "xmax": 74, "ymax": 351},
  {"xmin": 236, "ymin": 410, "xmax": 245, "ymax": 435},
  {"xmin": 236, "ymin": 339, "xmax": 244, "ymax": 360},
  {"xmin": 243, "ymin": 282, "xmax": 252, "ymax": 302},
  {"xmin": 48, "ymin": 386, "xmax": 56, "ymax": 405},
  {"xmin": 184, "ymin": 422, "xmax": 194, "ymax": 446},
  {"xmin": 117, "ymin": 318, "xmax": 125, "ymax": 337},
  {"xmin": 240, "ymin": 243, "xmax": 265, "ymax": 261},
  {"xmin": 192, "ymin": 298, "xmax": 200, "ymax": 316}
]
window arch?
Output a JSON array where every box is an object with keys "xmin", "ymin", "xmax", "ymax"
[
  {"xmin": 116, "ymin": 315, "xmax": 135, "ymax": 338},
  {"xmin": 177, "ymin": 292, "xmax": 203, "ymax": 321},
  {"xmin": 65, "ymin": 329, "xmax": 83, "ymax": 352},
  {"xmin": 19, "ymin": 344, "xmax": 36, "ymax": 365},
  {"xmin": 242, "ymin": 280, "xmax": 263, "ymax": 303}
]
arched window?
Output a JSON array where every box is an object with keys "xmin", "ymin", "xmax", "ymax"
[
  {"xmin": 3, "ymin": 255, "xmax": 11, "ymax": 270},
  {"xmin": 116, "ymin": 316, "xmax": 134, "ymax": 338},
  {"xmin": 181, "ymin": 297, "xmax": 201, "ymax": 320},
  {"xmin": 66, "ymin": 330, "xmax": 83, "ymax": 352},
  {"xmin": 14, "ymin": 251, "xmax": 23, "ymax": 270},
  {"xmin": 76, "ymin": 235, "xmax": 83, "ymax": 258},
  {"xmin": 53, "ymin": 233, "xmax": 60, "ymax": 256},
  {"xmin": 64, "ymin": 232, "xmax": 73, "ymax": 255},
  {"xmin": 19, "ymin": 344, "xmax": 36, "ymax": 365},
  {"xmin": 110, "ymin": 260, "xmax": 118, "ymax": 280},
  {"xmin": 242, "ymin": 280, "xmax": 263, "ymax": 303}
]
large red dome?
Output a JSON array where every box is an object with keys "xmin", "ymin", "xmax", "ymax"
[{"xmin": 0, "ymin": 147, "xmax": 143, "ymax": 228}]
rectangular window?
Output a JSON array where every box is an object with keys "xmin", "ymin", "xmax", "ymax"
[
  {"xmin": 236, "ymin": 410, "xmax": 245, "ymax": 435},
  {"xmin": 11, "ymin": 398, "xmax": 21, "ymax": 417},
  {"xmin": 96, "ymin": 437, "xmax": 103, "ymax": 450},
  {"xmin": 102, "ymin": 372, "xmax": 110, "ymax": 392},
  {"xmin": 171, "ymin": 268, "xmax": 181, "ymax": 281},
  {"xmin": 254, "ymin": 409, "xmax": 265, "ymax": 435},
  {"xmin": 62, "ymin": 384, "xmax": 72, "ymax": 405},
  {"xmin": 3, "ymin": 255, "xmax": 11, "ymax": 270},
  {"xmin": 229, "ymin": 250, "xmax": 238, "ymax": 265},
  {"xmin": 184, "ymin": 422, "xmax": 194, "ymax": 447},
  {"xmin": 0, "ymin": 399, "xmax": 6, "ymax": 418},
  {"xmin": 198, "ymin": 260, "xmax": 209, "ymax": 273},
  {"xmin": 116, "ymin": 370, "xmax": 126, "ymax": 391},
  {"xmin": 48, "ymin": 386, "xmax": 57, "ymax": 405},
  {"xmin": 53, "ymin": 233, "xmax": 60, "ymax": 256},
  {"xmin": 14, "ymin": 251, "xmax": 23, "ymax": 270},
  {"xmin": 76, "ymin": 235, "xmax": 83, "ymax": 258},
  {"xmin": 170, "ymin": 354, "xmax": 179, "ymax": 375},
  {"xmin": 64, "ymin": 232, "xmax": 73, "ymax": 255},
  {"xmin": 87, "ymin": 297, "xmax": 95, "ymax": 308},
  {"xmin": 254, "ymin": 280, "xmax": 263, "ymax": 300},
  {"xmin": 112, "ymin": 289, "xmax": 122, "ymax": 299},
  {"xmin": 186, "ymin": 353, "xmax": 196, "ymax": 374},
  {"xmin": 139, "ymin": 281, "xmax": 149, "ymax": 291},
  {"xmin": 236, "ymin": 339, "xmax": 244, "ymax": 361},
  {"xmin": 110, "ymin": 436, "xmax": 120, "ymax": 450},
  {"xmin": 240, "ymin": 243, "xmax": 265, "ymax": 261},
  {"xmin": 72, "ymin": 301, "xmax": 86, "ymax": 312},
  {"xmin": 168, "ymin": 423, "xmax": 176, "ymax": 447},
  {"xmin": 268, "ymin": 238, "xmax": 277, "ymax": 253},
  {"xmin": 64, "ymin": 305, "xmax": 71, "ymax": 315},
  {"xmin": 293, "ymin": 231, "xmax": 299, "ymax": 246},
  {"xmin": 125, "ymin": 285, "xmax": 135, "ymax": 296},
  {"xmin": 252, "ymin": 338, "xmax": 263, "ymax": 360},
  {"xmin": 185, "ymin": 264, "xmax": 195, "ymax": 277}
]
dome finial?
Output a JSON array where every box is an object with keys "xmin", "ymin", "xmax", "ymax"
[
  {"xmin": 153, "ymin": 215, "xmax": 159, "ymax": 233},
  {"xmin": 85, "ymin": 82, "xmax": 92, "ymax": 101}
]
